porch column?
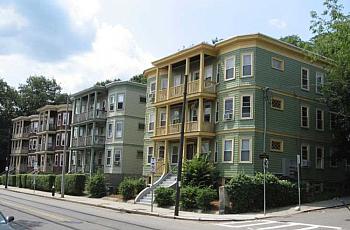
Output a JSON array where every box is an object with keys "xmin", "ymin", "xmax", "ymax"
[
  {"xmin": 90, "ymin": 148, "xmax": 94, "ymax": 176},
  {"xmin": 155, "ymin": 68, "xmax": 159, "ymax": 103},
  {"xmin": 82, "ymin": 149, "xmax": 86, "ymax": 173},
  {"xmin": 47, "ymin": 110, "xmax": 51, "ymax": 131},
  {"xmin": 79, "ymin": 97, "xmax": 83, "ymax": 114},
  {"xmin": 72, "ymin": 99, "xmax": 76, "ymax": 123},
  {"xmin": 44, "ymin": 153, "xmax": 47, "ymax": 172},
  {"xmin": 163, "ymin": 140, "xmax": 169, "ymax": 174},
  {"xmin": 87, "ymin": 93, "xmax": 90, "ymax": 116},
  {"xmin": 183, "ymin": 138, "xmax": 187, "ymax": 162},
  {"xmin": 92, "ymin": 122, "xmax": 96, "ymax": 145},
  {"xmin": 166, "ymin": 105, "xmax": 170, "ymax": 135},
  {"xmin": 196, "ymin": 136, "xmax": 202, "ymax": 157},
  {"xmin": 85, "ymin": 124, "xmax": 88, "ymax": 145},
  {"xmin": 45, "ymin": 133, "xmax": 49, "ymax": 150},
  {"xmin": 167, "ymin": 64, "xmax": 172, "ymax": 100},
  {"xmin": 93, "ymin": 91, "xmax": 97, "ymax": 118},
  {"xmin": 199, "ymin": 52, "xmax": 205, "ymax": 92},
  {"xmin": 198, "ymin": 97, "xmax": 203, "ymax": 131},
  {"xmin": 154, "ymin": 107, "xmax": 158, "ymax": 136},
  {"xmin": 21, "ymin": 120, "xmax": 24, "ymax": 136},
  {"xmin": 18, "ymin": 156, "xmax": 22, "ymax": 172}
]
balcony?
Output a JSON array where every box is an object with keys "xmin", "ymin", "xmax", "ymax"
[
  {"xmin": 39, "ymin": 124, "xmax": 56, "ymax": 132},
  {"xmin": 71, "ymin": 135, "xmax": 105, "ymax": 148},
  {"xmin": 74, "ymin": 110, "xmax": 107, "ymax": 123},
  {"xmin": 156, "ymin": 79, "xmax": 216, "ymax": 103},
  {"xmin": 156, "ymin": 121, "xmax": 214, "ymax": 137}
]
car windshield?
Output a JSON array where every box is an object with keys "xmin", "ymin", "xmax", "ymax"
[{"xmin": 0, "ymin": 213, "xmax": 6, "ymax": 224}]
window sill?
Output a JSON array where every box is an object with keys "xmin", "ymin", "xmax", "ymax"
[
  {"xmin": 240, "ymin": 117, "xmax": 253, "ymax": 120},
  {"xmin": 300, "ymin": 88, "xmax": 310, "ymax": 92},
  {"xmin": 241, "ymin": 75, "xmax": 253, "ymax": 78},
  {"xmin": 224, "ymin": 77, "xmax": 235, "ymax": 82},
  {"xmin": 239, "ymin": 161, "xmax": 252, "ymax": 164}
]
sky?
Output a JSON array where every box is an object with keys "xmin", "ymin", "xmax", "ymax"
[{"xmin": 0, "ymin": 0, "xmax": 349, "ymax": 93}]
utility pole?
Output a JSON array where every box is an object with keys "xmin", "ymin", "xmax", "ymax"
[
  {"xmin": 5, "ymin": 157, "xmax": 9, "ymax": 189},
  {"xmin": 296, "ymin": 154, "xmax": 301, "ymax": 211},
  {"xmin": 262, "ymin": 87, "xmax": 270, "ymax": 216},
  {"xmin": 174, "ymin": 74, "xmax": 188, "ymax": 217},
  {"xmin": 61, "ymin": 95, "xmax": 70, "ymax": 198}
]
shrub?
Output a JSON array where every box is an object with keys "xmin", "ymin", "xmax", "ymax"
[
  {"xmin": 16, "ymin": 175, "xmax": 22, "ymax": 187},
  {"xmin": 55, "ymin": 174, "xmax": 86, "ymax": 196},
  {"xmin": 8, "ymin": 175, "xmax": 16, "ymax": 186},
  {"xmin": 34, "ymin": 174, "xmax": 56, "ymax": 192},
  {"xmin": 118, "ymin": 178, "xmax": 146, "ymax": 200},
  {"xmin": 180, "ymin": 186, "xmax": 198, "ymax": 210},
  {"xmin": 20, "ymin": 174, "xmax": 27, "ymax": 188},
  {"xmin": 155, "ymin": 187, "xmax": 175, "ymax": 207},
  {"xmin": 226, "ymin": 173, "xmax": 298, "ymax": 213},
  {"xmin": 87, "ymin": 173, "xmax": 106, "ymax": 198},
  {"xmin": 196, "ymin": 187, "xmax": 217, "ymax": 211},
  {"xmin": 183, "ymin": 155, "xmax": 219, "ymax": 188}
]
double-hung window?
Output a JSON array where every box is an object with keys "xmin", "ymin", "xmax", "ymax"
[
  {"xmin": 205, "ymin": 65, "xmax": 213, "ymax": 81},
  {"xmin": 63, "ymin": 112, "xmax": 69, "ymax": 125},
  {"xmin": 61, "ymin": 133, "xmax": 66, "ymax": 146},
  {"xmin": 224, "ymin": 98, "xmax": 234, "ymax": 120},
  {"xmin": 316, "ymin": 109, "xmax": 324, "ymax": 131},
  {"xmin": 241, "ymin": 95, "xmax": 252, "ymax": 119},
  {"xmin": 107, "ymin": 123, "xmax": 113, "ymax": 138},
  {"xmin": 301, "ymin": 68, "xmax": 309, "ymax": 90},
  {"xmin": 225, "ymin": 57, "xmax": 235, "ymax": 80},
  {"xmin": 161, "ymin": 78, "xmax": 168, "ymax": 90},
  {"xmin": 115, "ymin": 121, "xmax": 123, "ymax": 138},
  {"xmin": 316, "ymin": 72, "xmax": 324, "ymax": 94},
  {"xmin": 215, "ymin": 101, "xmax": 219, "ymax": 123},
  {"xmin": 109, "ymin": 94, "xmax": 115, "ymax": 111},
  {"xmin": 301, "ymin": 144, "xmax": 310, "ymax": 167},
  {"xmin": 150, "ymin": 81, "xmax": 156, "ymax": 93},
  {"xmin": 242, "ymin": 53, "xmax": 253, "ymax": 77},
  {"xmin": 106, "ymin": 150, "xmax": 112, "ymax": 166},
  {"xmin": 158, "ymin": 146, "xmax": 165, "ymax": 159},
  {"xmin": 117, "ymin": 94, "xmax": 124, "ymax": 110},
  {"xmin": 56, "ymin": 133, "xmax": 60, "ymax": 147},
  {"xmin": 54, "ymin": 154, "xmax": 59, "ymax": 166},
  {"xmin": 204, "ymin": 102, "xmax": 211, "ymax": 122},
  {"xmin": 301, "ymin": 106, "xmax": 309, "ymax": 128},
  {"xmin": 160, "ymin": 112, "xmax": 166, "ymax": 127},
  {"xmin": 114, "ymin": 149, "xmax": 121, "ymax": 163},
  {"xmin": 147, "ymin": 146, "xmax": 153, "ymax": 164},
  {"xmin": 148, "ymin": 113, "xmax": 155, "ymax": 131},
  {"xmin": 240, "ymin": 138, "xmax": 252, "ymax": 162},
  {"xmin": 223, "ymin": 139, "xmax": 233, "ymax": 162},
  {"xmin": 316, "ymin": 146, "xmax": 324, "ymax": 169},
  {"xmin": 57, "ymin": 114, "xmax": 62, "ymax": 126},
  {"xmin": 174, "ymin": 74, "xmax": 182, "ymax": 86},
  {"xmin": 59, "ymin": 154, "xmax": 63, "ymax": 167}
]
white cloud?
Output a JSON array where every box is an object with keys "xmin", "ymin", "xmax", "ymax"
[
  {"xmin": 0, "ymin": 6, "xmax": 28, "ymax": 31},
  {"xmin": 0, "ymin": 22, "xmax": 154, "ymax": 93},
  {"xmin": 269, "ymin": 18, "xmax": 287, "ymax": 29}
]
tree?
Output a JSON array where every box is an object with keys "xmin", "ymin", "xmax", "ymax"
[
  {"xmin": 18, "ymin": 76, "xmax": 64, "ymax": 115},
  {"xmin": 309, "ymin": 0, "xmax": 350, "ymax": 160},
  {"xmin": 129, "ymin": 74, "xmax": 146, "ymax": 84},
  {"xmin": 279, "ymin": 35, "xmax": 314, "ymax": 51},
  {"xmin": 95, "ymin": 78, "xmax": 121, "ymax": 86},
  {"xmin": 0, "ymin": 79, "xmax": 20, "ymax": 171}
]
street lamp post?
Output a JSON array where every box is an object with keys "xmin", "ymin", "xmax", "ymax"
[{"xmin": 263, "ymin": 87, "xmax": 270, "ymax": 216}]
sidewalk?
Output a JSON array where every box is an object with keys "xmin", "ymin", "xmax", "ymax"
[{"xmin": 1, "ymin": 185, "xmax": 349, "ymax": 221}]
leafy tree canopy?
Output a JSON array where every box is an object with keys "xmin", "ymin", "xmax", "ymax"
[
  {"xmin": 129, "ymin": 74, "xmax": 146, "ymax": 84},
  {"xmin": 95, "ymin": 78, "xmax": 121, "ymax": 86},
  {"xmin": 18, "ymin": 76, "xmax": 64, "ymax": 115},
  {"xmin": 279, "ymin": 35, "xmax": 314, "ymax": 51}
]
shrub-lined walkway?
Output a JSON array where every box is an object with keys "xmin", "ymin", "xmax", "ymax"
[{"xmin": 1, "ymin": 185, "xmax": 349, "ymax": 221}]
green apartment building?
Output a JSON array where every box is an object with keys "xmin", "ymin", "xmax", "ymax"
[
  {"xmin": 69, "ymin": 81, "xmax": 146, "ymax": 187},
  {"xmin": 139, "ymin": 33, "xmax": 348, "ymax": 202}
]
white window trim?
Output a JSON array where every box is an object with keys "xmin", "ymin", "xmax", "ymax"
[
  {"xmin": 301, "ymin": 144, "xmax": 310, "ymax": 161},
  {"xmin": 240, "ymin": 94, "xmax": 253, "ymax": 120},
  {"xmin": 205, "ymin": 64, "xmax": 213, "ymax": 81},
  {"xmin": 300, "ymin": 105, "xmax": 310, "ymax": 128},
  {"xmin": 107, "ymin": 123, "xmax": 113, "ymax": 139},
  {"xmin": 216, "ymin": 63, "xmax": 220, "ymax": 83},
  {"xmin": 315, "ymin": 72, "xmax": 324, "ymax": 94},
  {"xmin": 239, "ymin": 137, "xmax": 252, "ymax": 163},
  {"xmin": 315, "ymin": 109, "xmax": 324, "ymax": 131},
  {"xmin": 301, "ymin": 67, "xmax": 310, "ymax": 91},
  {"xmin": 271, "ymin": 57, "xmax": 285, "ymax": 71},
  {"xmin": 223, "ymin": 97, "xmax": 234, "ymax": 121},
  {"xmin": 106, "ymin": 149, "xmax": 112, "ymax": 166},
  {"xmin": 61, "ymin": 133, "xmax": 66, "ymax": 146},
  {"xmin": 117, "ymin": 93, "xmax": 125, "ymax": 110},
  {"xmin": 224, "ymin": 56, "xmax": 235, "ymax": 81},
  {"xmin": 315, "ymin": 146, "xmax": 324, "ymax": 169},
  {"xmin": 148, "ymin": 112, "xmax": 155, "ymax": 132},
  {"xmin": 215, "ymin": 101, "xmax": 219, "ymax": 123},
  {"xmin": 241, "ymin": 52, "xmax": 253, "ymax": 78},
  {"xmin": 147, "ymin": 146, "xmax": 154, "ymax": 165},
  {"xmin": 271, "ymin": 96, "xmax": 284, "ymax": 110},
  {"xmin": 115, "ymin": 120, "xmax": 123, "ymax": 138},
  {"xmin": 114, "ymin": 149, "xmax": 122, "ymax": 165},
  {"xmin": 222, "ymin": 139, "xmax": 234, "ymax": 163},
  {"xmin": 270, "ymin": 139, "xmax": 284, "ymax": 152}
]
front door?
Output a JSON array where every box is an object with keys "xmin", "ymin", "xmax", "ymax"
[
  {"xmin": 186, "ymin": 143, "xmax": 196, "ymax": 160},
  {"xmin": 171, "ymin": 145, "xmax": 179, "ymax": 165}
]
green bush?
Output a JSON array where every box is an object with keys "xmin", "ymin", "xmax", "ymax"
[
  {"xmin": 183, "ymin": 155, "xmax": 219, "ymax": 188},
  {"xmin": 180, "ymin": 186, "xmax": 198, "ymax": 210},
  {"xmin": 34, "ymin": 174, "xmax": 56, "ymax": 192},
  {"xmin": 226, "ymin": 173, "xmax": 298, "ymax": 213},
  {"xmin": 16, "ymin": 175, "xmax": 22, "ymax": 187},
  {"xmin": 196, "ymin": 187, "xmax": 217, "ymax": 211},
  {"xmin": 118, "ymin": 178, "xmax": 146, "ymax": 200},
  {"xmin": 0, "ymin": 175, "xmax": 2, "ymax": 185},
  {"xmin": 8, "ymin": 175, "xmax": 16, "ymax": 186},
  {"xmin": 20, "ymin": 174, "xmax": 27, "ymax": 188},
  {"xmin": 87, "ymin": 173, "xmax": 106, "ymax": 198},
  {"xmin": 55, "ymin": 174, "xmax": 86, "ymax": 196},
  {"xmin": 25, "ymin": 174, "xmax": 34, "ymax": 189},
  {"xmin": 154, "ymin": 187, "xmax": 175, "ymax": 207}
]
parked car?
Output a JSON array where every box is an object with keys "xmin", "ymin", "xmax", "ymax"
[{"xmin": 0, "ymin": 212, "xmax": 14, "ymax": 230}]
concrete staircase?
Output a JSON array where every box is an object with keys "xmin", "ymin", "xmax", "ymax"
[{"xmin": 136, "ymin": 174, "xmax": 177, "ymax": 205}]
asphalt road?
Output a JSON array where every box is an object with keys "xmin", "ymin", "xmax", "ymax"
[{"xmin": 0, "ymin": 189, "xmax": 349, "ymax": 230}]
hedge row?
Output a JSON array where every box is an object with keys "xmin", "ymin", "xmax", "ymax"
[
  {"xmin": 154, "ymin": 186, "xmax": 217, "ymax": 211},
  {"xmin": 1, "ymin": 174, "xmax": 86, "ymax": 195},
  {"xmin": 226, "ymin": 173, "xmax": 298, "ymax": 213},
  {"xmin": 118, "ymin": 177, "xmax": 145, "ymax": 200}
]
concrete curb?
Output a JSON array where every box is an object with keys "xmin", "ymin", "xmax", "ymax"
[{"xmin": 1, "ymin": 187, "xmax": 349, "ymax": 222}]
